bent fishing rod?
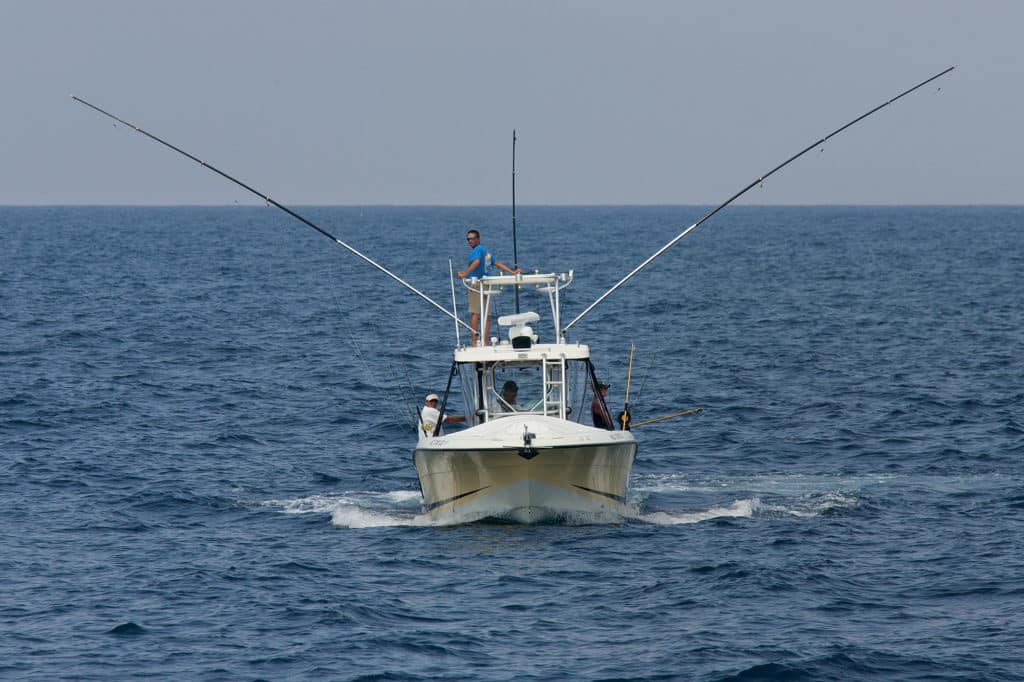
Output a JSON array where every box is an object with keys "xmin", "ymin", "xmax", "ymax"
[
  {"xmin": 70, "ymin": 95, "xmax": 472, "ymax": 333},
  {"xmin": 563, "ymin": 65, "xmax": 956, "ymax": 334}
]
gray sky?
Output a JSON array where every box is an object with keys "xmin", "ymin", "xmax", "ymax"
[{"xmin": 1, "ymin": 1, "xmax": 1019, "ymax": 205}]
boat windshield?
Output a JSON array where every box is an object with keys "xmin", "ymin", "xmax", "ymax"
[
  {"xmin": 461, "ymin": 358, "xmax": 593, "ymax": 423},
  {"xmin": 489, "ymin": 364, "xmax": 548, "ymax": 415}
]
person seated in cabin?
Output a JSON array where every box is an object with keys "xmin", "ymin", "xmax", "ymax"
[
  {"xmin": 494, "ymin": 380, "xmax": 520, "ymax": 413},
  {"xmin": 591, "ymin": 382, "xmax": 614, "ymax": 430},
  {"xmin": 418, "ymin": 393, "xmax": 465, "ymax": 443}
]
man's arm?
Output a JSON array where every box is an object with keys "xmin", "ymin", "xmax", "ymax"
[
  {"xmin": 494, "ymin": 260, "xmax": 522, "ymax": 275},
  {"xmin": 457, "ymin": 258, "xmax": 481, "ymax": 279}
]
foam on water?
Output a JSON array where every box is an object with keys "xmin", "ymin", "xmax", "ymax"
[
  {"xmin": 284, "ymin": 470, "xmax": 998, "ymax": 529},
  {"xmin": 777, "ymin": 490, "xmax": 863, "ymax": 517},
  {"xmin": 632, "ymin": 471, "xmax": 897, "ymax": 496},
  {"xmin": 264, "ymin": 490, "xmax": 436, "ymax": 527},
  {"xmin": 630, "ymin": 471, "xmax": 880, "ymax": 520},
  {"xmin": 330, "ymin": 504, "xmax": 435, "ymax": 528},
  {"xmin": 267, "ymin": 490, "xmax": 770, "ymax": 528},
  {"xmin": 264, "ymin": 489, "xmax": 422, "ymax": 512},
  {"xmin": 263, "ymin": 493, "xmax": 355, "ymax": 514},
  {"xmin": 635, "ymin": 498, "xmax": 762, "ymax": 525},
  {"xmin": 263, "ymin": 478, "xmax": 867, "ymax": 529}
]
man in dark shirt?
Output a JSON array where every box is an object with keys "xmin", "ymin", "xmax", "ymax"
[{"xmin": 591, "ymin": 382, "xmax": 614, "ymax": 430}]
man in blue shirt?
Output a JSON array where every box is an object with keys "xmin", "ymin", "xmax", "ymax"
[{"xmin": 457, "ymin": 228, "xmax": 521, "ymax": 346}]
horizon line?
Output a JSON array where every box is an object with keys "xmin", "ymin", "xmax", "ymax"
[{"xmin": 3, "ymin": 202, "xmax": 1022, "ymax": 209}]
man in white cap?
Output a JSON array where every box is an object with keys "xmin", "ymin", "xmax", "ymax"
[{"xmin": 418, "ymin": 393, "xmax": 466, "ymax": 444}]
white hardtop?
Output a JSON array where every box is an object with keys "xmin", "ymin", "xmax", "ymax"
[
  {"xmin": 460, "ymin": 271, "xmax": 573, "ymax": 348},
  {"xmin": 466, "ymin": 271, "xmax": 572, "ymax": 289},
  {"xmin": 454, "ymin": 341, "xmax": 591, "ymax": 364}
]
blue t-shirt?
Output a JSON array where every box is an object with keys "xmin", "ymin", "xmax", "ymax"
[{"xmin": 465, "ymin": 245, "xmax": 494, "ymax": 278}]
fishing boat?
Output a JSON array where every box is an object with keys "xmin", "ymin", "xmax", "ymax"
[
  {"xmin": 414, "ymin": 272, "xmax": 637, "ymax": 524},
  {"xmin": 72, "ymin": 65, "xmax": 954, "ymax": 526}
]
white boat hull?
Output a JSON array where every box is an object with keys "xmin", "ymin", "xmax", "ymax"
[{"xmin": 413, "ymin": 415, "xmax": 637, "ymax": 524}]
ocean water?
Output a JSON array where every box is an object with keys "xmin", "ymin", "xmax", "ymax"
[{"xmin": 2, "ymin": 204, "xmax": 1023, "ymax": 680}]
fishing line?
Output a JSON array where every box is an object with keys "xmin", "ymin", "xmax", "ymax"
[
  {"xmin": 576, "ymin": 382, "xmax": 589, "ymax": 426},
  {"xmin": 629, "ymin": 356, "xmax": 654, "ymax": 415},
  {"xmin": 396, "ymin": 349, "xmax": 423, "ymax": 428},
  {"xmin": 326, "ymin": 254, "xmax": 411, "ymax": 427}
]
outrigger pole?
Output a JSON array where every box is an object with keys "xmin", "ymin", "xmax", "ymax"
[
  {"xmin": 70, "ymin": 95, "xmax": 472, "ymax": 333},
  {"xmin": 563, "ymin": 65, "xmax": 956, "ymax": 334}
]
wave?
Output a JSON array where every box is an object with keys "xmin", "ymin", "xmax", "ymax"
[
  {"xmin": 330, "ymin": 505, "xmax": 435, "ymax": 529},
  {"xmin": 265, "ymin": 468, "xmax": 1000, "ymax": 529},
  {"xmin": 262, "ymin": 490, "xmax": 435, "ymax": 528},
  {"xmin": 264, "ymin": 490, "xmax": 767, "ymax": 528},
  {"xmin": 631, "ymin": 472, "xmax": 876, "ymax": 519},
  {"xmin": 634, "ymin": 498, "xmax": 761, "ymax": 525}
]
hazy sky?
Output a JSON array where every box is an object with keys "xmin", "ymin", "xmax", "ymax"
[{"xmin": 1, "ymin": 1, "xmax": 1020, "ymax": 205}]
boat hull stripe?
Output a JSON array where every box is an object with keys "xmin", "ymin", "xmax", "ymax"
[
  {"xmin": 423, "ymin": 485, "xmax": 492, "ymax": 512},
  {"xmin": 572, "ymin": 484, "xmax": 626, "ymax": 504}
]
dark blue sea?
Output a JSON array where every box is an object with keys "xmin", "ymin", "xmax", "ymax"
[{"xmin": 3, "ymin": 205, "xmax": 1023, "ymax": 680}]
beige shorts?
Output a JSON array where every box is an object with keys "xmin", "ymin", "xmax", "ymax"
[{"xmin": 467, "ymin": 285, "xmax": 483, "ymax": 315}]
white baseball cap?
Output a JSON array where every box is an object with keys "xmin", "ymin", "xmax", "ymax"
[{"xmin": 425, "ymin": 393, "xmax": 439, "ymax": 402}]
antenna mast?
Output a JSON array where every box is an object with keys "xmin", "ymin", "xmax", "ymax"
[{"xmin": 512, "ymin": 129, "xmax": 520, "ymax": 314}]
